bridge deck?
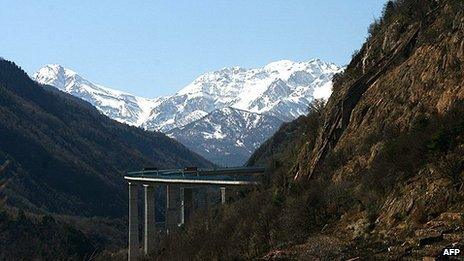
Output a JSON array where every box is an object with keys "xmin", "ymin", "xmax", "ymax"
[{"xmin": 124, "ymin": 167, "xmax": 264, "ymax": 186}]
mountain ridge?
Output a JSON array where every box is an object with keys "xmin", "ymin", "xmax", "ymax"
[
  {"xmin": 34, "ymin": 59, "xmax": 343, "ymax": 165},
  {"xmin": 34, "ymin": 59, "xmax": 342, "ymax": 130}
]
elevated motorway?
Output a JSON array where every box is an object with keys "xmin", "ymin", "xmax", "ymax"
[
  {"xmin": 124, "ymin": 166, "xmax": 265, "ymax": 260},
  {"xmin": 124, "ymin": 166, "xmax": 265, "ymax": 186}
]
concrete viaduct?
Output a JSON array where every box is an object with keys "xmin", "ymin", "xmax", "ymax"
[{"xmin": 124, "ymin": 166, "xmax": 264, "ymax": 260}]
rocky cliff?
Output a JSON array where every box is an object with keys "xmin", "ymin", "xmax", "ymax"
[{"xmin": 287, "ymin": 0, "xmax": 464, "ymax": 258}]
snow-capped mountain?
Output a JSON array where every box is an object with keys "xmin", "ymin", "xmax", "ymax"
[
  {"xmin": 34, "ymin": 64, "xmax": 158, "ymax": 126},
  {"xmin": 34, "ymin": 59, "xmax": 343, "ymax": 165},
  {"xmin": 167, "ymin": 107, "xmax": 284, "ymax": 166},
  {"xmin": 142, "ymin": 59, "xmax": 342, "ymax": 131}
]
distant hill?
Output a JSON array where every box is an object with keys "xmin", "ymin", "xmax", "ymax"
[{"xmin": 0, "ymin": 58, "xmax": 213, "ymax": 217}]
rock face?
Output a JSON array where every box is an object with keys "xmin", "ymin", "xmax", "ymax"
[
  {"xmin": 246, "ymin": 0, "xmax": 464, "ymax": 259},
  {"xmin": 34, "ymin": 60, "xmax": 342, "ymax": 165},
  {"xmin": 284, "ymin": 0, "xmax": 464, "ymax": 258},
  {"xmin": 295, "ymin": 24, "xmax": 421, "ymax": 180},
  {"xmin": 295, "ymin": 1, "xmax": 464, "ymax": 181}
]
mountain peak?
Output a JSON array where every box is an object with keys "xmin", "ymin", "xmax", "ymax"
[
  {"xmin": 33, "ymin": 64, "xmax": 158, "ymax": 126},
  {"xmin": 34, "ymin": 64, "xmax": 68, "ymax": 89},
  {"xmin": 37, "ymin": 64, "xmax": 80, "ymax": 77}
]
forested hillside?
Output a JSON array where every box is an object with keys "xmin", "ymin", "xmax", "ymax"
[{"xmin": 0, "ymin": 58, "xmax": 213, "ymax": 259}]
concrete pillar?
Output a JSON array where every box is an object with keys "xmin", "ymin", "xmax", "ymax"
[
  {"xmin": 220, "ymin": 187, "xmax": 226, "ymax": 205},
  {"xmin": 143, "ymin": 184, "xmax": 156, "ymax": 256},
  {"xmin": 181, "ymin": 187, "xmax": 193, "ymax": 225},
  {"xmin": 128, "ymin": 182, "xmax": 139, "ymax": 261},
  {"xmin": 166, "ymin": 184, "xmax": 180, "ymax": 234},
  {"xmin": 205, "ymin": 187, "xmax": 210, "ymax": 210}
]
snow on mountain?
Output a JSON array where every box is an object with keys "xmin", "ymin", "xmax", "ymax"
[
  {"xmin": 143, "ymin": 59, "xmax": 343, "ymax": 130},
  {"xmin": 33, "ymin": 64, "xmax": 159, "ymax": 126},
  {"xmin": 167, "ymin": 107, "xmax": 284, "ymax": 166},
  {"xmin": 34, "ymin": 59, "xmax": 343, "ymax": 166}
]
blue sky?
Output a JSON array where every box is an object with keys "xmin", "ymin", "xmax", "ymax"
[{"xmin": 1, "ymin": 0, "xmax": 386, "ymax": 97}]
